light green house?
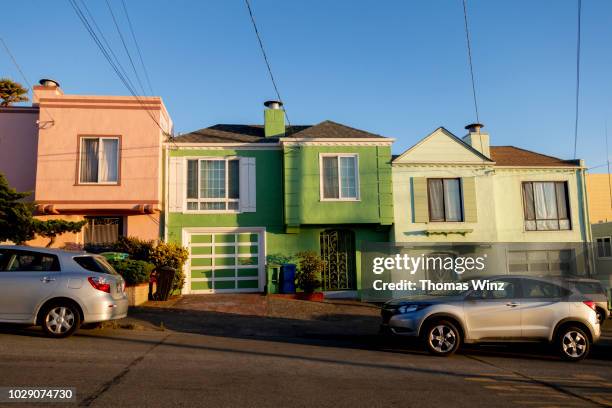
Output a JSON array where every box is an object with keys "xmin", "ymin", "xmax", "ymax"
[
  {"xmin": 165, "ymin": 101, "xmax": 393, "ymax": 294},
  {"xmin": 391, "ymin": 124, "xmax": 593, "ymax": 276}
]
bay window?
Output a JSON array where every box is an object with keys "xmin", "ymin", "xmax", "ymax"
[
  {"xmin": 186, "ymin": 158, "xmax": 240, "ymax": 211},
  {"xmin": 522, "ymin": 181, "xmax": 570, "ymax": 231},
  {"xmin": 321, "ymin": 154, "xmax": 359, "ymax": 200},
  {"xmin": 79, "ymin": 137, "xmax": 119, "ymax": 184}
]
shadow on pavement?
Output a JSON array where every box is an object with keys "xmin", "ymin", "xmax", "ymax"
[{"xmin": 1, "ymin": 306, "xmax": 610, "ymax": 364}]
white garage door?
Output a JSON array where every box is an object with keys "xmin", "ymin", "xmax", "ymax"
[
  {"xmin": 508, "ymin": 250, "xmax": 575, "ymax": 276},
  {"xmin": 184, "ymin": 228, "xmax": 265, "ymax": 293}
]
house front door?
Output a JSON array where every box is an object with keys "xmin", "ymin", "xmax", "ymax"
[{"xmin": 320, "ymin": 229, "xmax": 357, "ymax": 291}]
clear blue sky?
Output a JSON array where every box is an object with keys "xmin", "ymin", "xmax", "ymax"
[{"xmin": 3, "ymin": 1, "xmax": 612, "ymax": 170}]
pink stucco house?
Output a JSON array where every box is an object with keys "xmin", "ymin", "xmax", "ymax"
[{"xmin": 0, "ymin": 79, "xmax": 172, "ymax": 247}]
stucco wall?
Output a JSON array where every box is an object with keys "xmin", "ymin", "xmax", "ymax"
[
  {"xmin": 34, "ymin": 95, "xmax": 167, "ymax": 211},
  {"xmin": 0, "ymin": 108, "xmax": 39, "ymax": 196},
  {"xmin": 392, "ymin": 166, "xmax": 587, "ymax": 243},
  {"xmin": 283, "ymin": 145, "xmax": 393, "ymax": 226},
  {"xmin": 586, "ymin": 174, "xmax": 612, "ymax": 223},
  {"xmin": 392, "ymin": 165, "xmax": 497, "ymax": 242}
]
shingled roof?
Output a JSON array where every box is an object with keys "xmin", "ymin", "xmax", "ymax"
[
  {"xmin": 489, "ymin": 146, "xmax": 580, "ymax": 167},
  {"xmin": 172, "ymin": 120, "xmax": 388, "ymax": 143}
]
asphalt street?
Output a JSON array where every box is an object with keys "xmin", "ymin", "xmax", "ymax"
[{"xmin": 0, "ymin": 324, "xmax": 610, "ymax": 408}]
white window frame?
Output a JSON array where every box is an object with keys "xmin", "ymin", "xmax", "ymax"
[
  {"xmin": 184, "ymin": 157, "xmax": 241, "ymax": 213},
  {"xmin": 78, "ymin": 136, "xmax": 120, "ymax": 185},
  {"xmin": 319, "ymin": 153, "xmax": 360, "ymax": 201},
  {"xmin": 596, "ymin": 236, "xmax": 612, "ymax": 259}
]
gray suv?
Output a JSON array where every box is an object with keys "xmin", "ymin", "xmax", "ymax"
[
  {"xmin": 0, "ymin": 246, "xmax": 128, "ymax": 338},
  {"xmin": 381, "ymin": 275, "xmax": 601, "ymax": 361}
]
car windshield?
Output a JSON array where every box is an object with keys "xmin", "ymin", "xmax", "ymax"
[{"xmin": 74, "ymin": 256, "xmax": 120, "ymax": 276}]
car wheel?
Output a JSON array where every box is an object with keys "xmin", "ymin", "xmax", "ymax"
[
  {"xmin": 40, "ymin": 303, "xmax": 81, "ymax": 338},
  {"xmin": 558, "ymin": 326, "xmax": 590, "ymax": 361},
  {"xmin": 424, "ymin": 320, "xmax": 461, "ymax": 356}
]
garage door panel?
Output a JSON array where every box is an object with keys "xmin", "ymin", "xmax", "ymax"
[
  {"xmin": 191, "ymin": 258, "xmax": 213, "ymax": 267},
  {"xmin": 191, "ymin": 246, "xmax": 212, "ymax": 255},
  {"xmin": 192, "ymin": 281, "xmax": 212, "ymax": 291},
  {"xmin": 191, "ymin": 235, "xmax": 212, "ymax": 243},
  {"xmin": 191, "ymin": 270, "xmax": 213, "ymax": 279},
  {"xmin": 237, "ymin": 268, "xmax": 259, "ymax": 277},
  {"xmin": 238, "ymin": 280, "xmax": 259, "ymax": 289}
]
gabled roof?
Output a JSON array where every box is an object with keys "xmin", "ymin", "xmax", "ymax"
[
  {"xmin": 490, "ymin": 146, "xmax": 580, "ymax": 167},
  {"xmin": 172, "ymin": 120, "xmax": 388, "ymax": 143},
  {"xmin": 393, "ymin": 127, "xmax": 581, "ymax": 168},
  {"xmin": 393, "ymin": 127, "xmax": 493, "ymax": 164}
]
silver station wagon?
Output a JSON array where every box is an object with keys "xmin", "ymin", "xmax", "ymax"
[
  {"xmin": 381, "ymin": 275, "xmax": 601, "ymax": 361},
  {"xmin": 0, "ymin": 246, "xmax": 128, "ymax": 338}
]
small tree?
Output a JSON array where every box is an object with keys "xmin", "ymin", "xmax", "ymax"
[
  {"xmin": 0, "ymin": 78, "xmax": 29, "ymax": 106},
  {"xmin": 295, "ymin": 251, "xmax": 325, "ymax": 293},
  {"xmin": 33, "ymin": 219, "xmax": 87, "ymax": 248},
  {"xmin": 0, "ymin": 173, "xmax": 35, "ymax": 244},
  {"xmin": 0, "ymin": 173, "xmax": 86, "ymax": 246}
]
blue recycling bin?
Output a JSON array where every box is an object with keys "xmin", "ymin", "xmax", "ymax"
[{"xmin": 280, "ymin": 264, "xmax": 296, "ymax": 294}]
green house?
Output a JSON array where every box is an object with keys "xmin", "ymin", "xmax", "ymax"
[{"xmin": 165, "ymin": 101, "xmax": 393, "ymax": 295}]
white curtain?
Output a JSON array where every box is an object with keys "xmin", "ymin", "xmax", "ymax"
[
  {"xmin": 322, "ymin": 157, "xmax": 339, "ymax": 199},
  {"xmin": 99, "ymin": 139, "xmax": 118, "ymax": 183},
  {"xmin": 533, "ymin": 182, "xmax": 558, "ymax": 220},
  {"xmin": 339, "ymin": 157, "xmax": 356, "ymax": 198},
  {"xmin": 428, "ymin": 179, "xmax": 444, "ymax": 221},
  {"xmin": 80, "ymin": 139, "xmax": 99, "ymax": 183},
  {"xmin": 443, "ymin": 179, "xmax": 462, "ymax": 221}
]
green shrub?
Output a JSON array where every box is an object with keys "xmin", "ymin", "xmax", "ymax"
[
  {"xmin": 150, "ymin": 242, "xmax": 189, "ymax": 293},
  {"xmin": 112, "ymin": 236, "xmax": 155, "ymax": 261},
  {"xmin": 109, "ymin": 259, "xmax": 155, "ymax": 285},
  {"xmin": 96, "ymin": 236, "xmax": 188, "ymax": 293},
  {"xmin": 295, "ymin": 251, "xmax": 325, "ymax": 294}
]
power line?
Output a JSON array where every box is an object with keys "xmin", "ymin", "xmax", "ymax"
[
  {"xmin": 0, "ymin": 36, "xmax": 55, "ymax": 124},
  {"xmin": 462, "ymin": 0, "xmax": 479, "ymax": 124},
  {"xmin": 121, "ymin": 0, "xmax": 154, "ymax": 95},
  {"xmin": 79, "ymin": 0, "xmax": 137, "ymax": 93},
  {"xmin": 243, "ymin": 0, "xmax": 292, "ymax": 133},
  {"xmin": 67, "ymin": 0, "xmax": 170, "ymax": 138},
  {"xmin": 104, "ymin": 0, "xmax": 147, "ymax": 96},
  {"xmin": 572, "ymin": 0, "xmax": 582, "ymax": 159}
]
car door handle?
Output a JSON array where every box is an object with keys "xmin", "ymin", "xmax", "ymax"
[
  {"xmin": 40, "ymin": 277, "xmax": 56, "ymax": 283},
  {"xmin": 505, "ymin": 302, "xmax": 519, "ymax": 307}
]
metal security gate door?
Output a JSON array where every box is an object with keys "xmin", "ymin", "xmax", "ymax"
[
  {"xmin": 320, "ymin": 230, "xmax": 356, "ymax": 290},
  {"xmin": 185, "ymin": 228, "xmax": 264, "ymax": 293}
]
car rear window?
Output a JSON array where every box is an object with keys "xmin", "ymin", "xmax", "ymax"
[
  {"xmin": 522, "ymin": 279, "xmax": 570, "ymax": 298},
  {"xmin": 74, "ymin": 256, "xmax": 119, "ymax": 275},
  {"xmin": 0, "ymin": 249, "xmax": 60, "ymax": 272},
  {"xmin": 573, "ymin": 282, "xmax": 605, "ymax": 295}
]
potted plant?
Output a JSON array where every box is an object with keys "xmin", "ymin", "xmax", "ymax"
[
  {"xmin": 108, "ymin": 259, "xmax": 155, "ymax": 306},
  {"xmin": 295, "ymin": 251, "xmax": 325, "ymax": 301}
]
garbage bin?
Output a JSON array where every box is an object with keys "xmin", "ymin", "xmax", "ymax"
[
  {"xmin": 280, "ymin": 263, "xmax": 296, "ymax": 294},
  {"xmin": 153, "ymin": 266, "xmax": 176, "ymax": 301},
  {"xmin": 99, "ymin": 252, "xmax": 129, "ymax": 261},
  {"xmin": 266, "ymin": 264, "xmax": 281, "ymax": 294}
]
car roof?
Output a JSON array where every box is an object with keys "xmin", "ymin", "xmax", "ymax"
[{"xmin": 0, "ymin": 245, "xmax": 89, "ymax": 257}]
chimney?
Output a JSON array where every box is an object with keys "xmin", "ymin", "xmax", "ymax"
[
  {"xmin": 263, "ymin": 100, "xmax": 285, "ymax": 138},
  {"xmin": 462, "ymin": 122, "xmax": 490, "ymax": 158},
  {"xmin": 32, "ymin": 78, "xmax": 63, "ymax": 104}
]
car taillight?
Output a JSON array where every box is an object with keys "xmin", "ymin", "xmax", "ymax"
[
  {"xmin": 88, "ymin": 276, "xmax": 111, "ymax": 293},
  {"xmin": 583, "ymin": 300, "xmax": 596, "ymax": 311}
]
